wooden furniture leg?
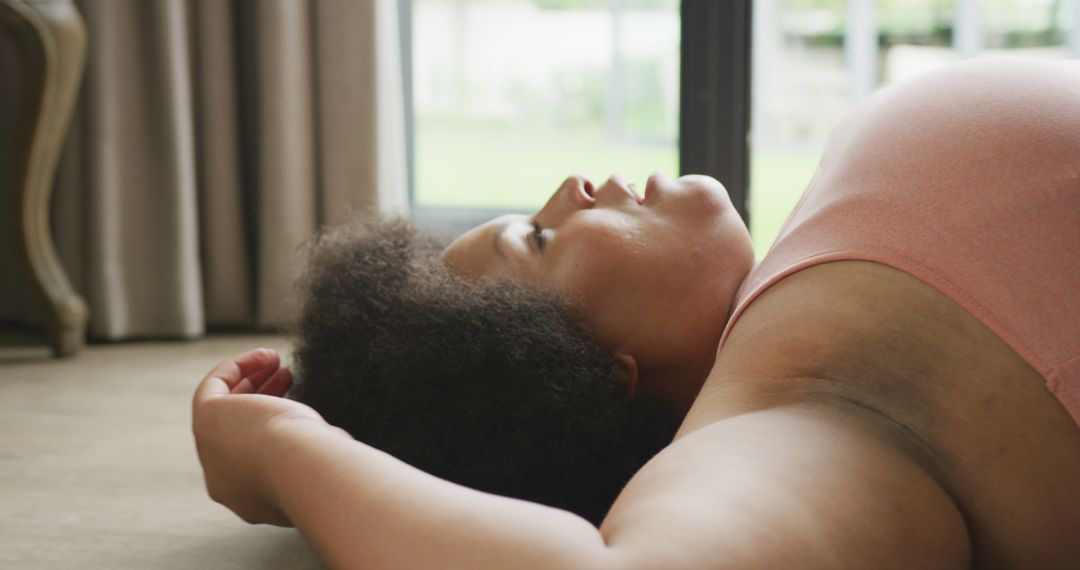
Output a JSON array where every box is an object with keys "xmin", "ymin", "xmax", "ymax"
[{"xmin": 0, "ymin": 0, "xmax": 88, "ymax": 356}]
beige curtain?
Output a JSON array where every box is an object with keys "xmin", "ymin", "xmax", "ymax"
[{"xmin": 45, "ymin": 0, "xmax": 408, "ymax": 339}]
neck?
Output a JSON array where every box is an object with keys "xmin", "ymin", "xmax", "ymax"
[{"xmin": 676, "ymin": 261, "xmax": 968, "ymax": 437}]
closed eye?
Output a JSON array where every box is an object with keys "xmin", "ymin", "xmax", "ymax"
[{"xmin": 532, "ymin": 220, "xmax": 545, "ymax": 253}]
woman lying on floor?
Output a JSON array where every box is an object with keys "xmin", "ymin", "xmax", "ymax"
[{"xmin": 192, "ymin": 57, "xmax": 1080, "ymax": 569}]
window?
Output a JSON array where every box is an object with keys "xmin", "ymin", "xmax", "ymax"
[
  {"xmin": 403, "ymin": 1, "xmax": 1077, "ymax": 248},
  {"xmin": 750, "ymin": 0, "xmax": 1080, "ymax": 256},
  {"xmin": 405, "ymin": 0, "xmax": 682, "ymax": 232}
]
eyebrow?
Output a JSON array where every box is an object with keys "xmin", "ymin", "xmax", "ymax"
[{"xmin": 492, "ymin": 221, "xmax": 510, "ymax": 259}]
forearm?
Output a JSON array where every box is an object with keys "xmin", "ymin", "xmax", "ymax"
[{"xmin": 265, "ymin": 420, "xmax": 613, "ymax": 570}]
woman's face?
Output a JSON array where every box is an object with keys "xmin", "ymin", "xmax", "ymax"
[{"xmin": 441, "ymin": 172, "xmax": 754, "ymax": 414}]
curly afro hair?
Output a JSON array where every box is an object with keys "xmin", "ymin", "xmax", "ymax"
[{"xmin": 287, "ymin": 218, "xmax": 679, "ymax": 525}]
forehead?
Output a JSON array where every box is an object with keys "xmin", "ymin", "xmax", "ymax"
[{"xmin": 440, "ymin": 215, "xmax": 516, "ymax": 280}]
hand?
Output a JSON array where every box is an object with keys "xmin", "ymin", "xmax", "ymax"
[{"xmin": 192, "ymin": 347, "xmax": 335, "ymax": 526}]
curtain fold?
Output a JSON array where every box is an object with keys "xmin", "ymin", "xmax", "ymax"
[
  {"xmin": 45, "ymin": 0, "xmax": 408, "ymax": 339},
  {"xmin": 240, "ymin": 0, "xmax": 319, "ymax": 327},
  {"xmin": 191, "ymin": 0, "xmax": 251, "ymax": 327},
  {"xmin": 313, "ymin": 0, "xmax": 409, "ymax": 228}
]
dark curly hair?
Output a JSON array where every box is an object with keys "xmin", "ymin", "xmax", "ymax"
[{"xmin": 287, "ymin": 218, "xmax": 679, "ymax": 525}]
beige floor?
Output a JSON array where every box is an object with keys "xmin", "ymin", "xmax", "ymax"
[{"xmin": 0, "ymin": 334, "xmax": 324, "ymax": 569}]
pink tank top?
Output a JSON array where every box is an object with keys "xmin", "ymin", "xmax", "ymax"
[{"xmin": 719, "ymin": 58, "xmax": 1080, "ymax": 427}]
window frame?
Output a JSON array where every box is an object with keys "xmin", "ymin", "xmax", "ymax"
[
  {"xmin": 399, "ymin": 0, "xmax": 752, "ymax": 234},
  {"xmin": 678, "ymin": 0, "xmax": 752, "ymax": 225}
]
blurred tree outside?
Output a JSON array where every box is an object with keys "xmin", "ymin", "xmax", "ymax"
[
  {"xmin": 412, "ymin": 0, "xmax": 1078, "ymax": 255},
  {"xmin": 413, "ymin": 0, "xmax": 680, "ymax": 212},
  {"xmin": 748, "ymin": 0, "xmax": 1077, "ymax": 255}
]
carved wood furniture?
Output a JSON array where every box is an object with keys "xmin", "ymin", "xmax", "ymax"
[{"xmin": 0, "ymin": 0, "xmax": 88, "ymax": 356}]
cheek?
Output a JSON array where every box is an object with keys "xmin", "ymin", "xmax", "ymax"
[
  {"xmin": 548, "ymin": 229, "xmax": 645, "ymax": 300},
  {"xmin": 550, "ymin": 246, "xmax": 623, "ymax": 301}
]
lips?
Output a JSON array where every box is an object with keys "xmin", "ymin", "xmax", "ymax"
[
  {"xmin": 600, "ymin": 174, "xmax": 637, "ymax": 204},
  {"xmin": 643, "ymin": 173, "xmax": 660, "ymax": 204}
]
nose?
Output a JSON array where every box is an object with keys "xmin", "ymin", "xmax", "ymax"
[
  {"xmin": 533, "ymin": 175, "xmax": 594, "ymax": 229},
  {"xmin": 562, "ymin": 175, "xmax": 595, "ymax": 205},
  {"xmin": 542, "ymin": 175, "xmax": 595, "ymax": 212}
]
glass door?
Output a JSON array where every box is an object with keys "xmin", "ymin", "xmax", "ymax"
[
  {"xmin": 410, "ymin": 0, "xmax": 681, "ymax": 215},
  {"xmin": 749, "ymin": 0, "xmax": 1080, "ymax": 256}
]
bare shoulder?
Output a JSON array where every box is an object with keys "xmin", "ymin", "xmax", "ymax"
[{"xmin": 599, "ymin": 404, "xmax": 971, "ymax": 570}]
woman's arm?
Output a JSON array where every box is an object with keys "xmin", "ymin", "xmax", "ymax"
[
  {"xmin": 192, "ymin": 348, "xmax": 610, "ymax": 568},
  {"xmin": 265, "ymin": 419, "xmax": 609, "ymax": 569},
  {"xmin": 194, "ymin": 350, "xmax": 970, "ymax": 569}
]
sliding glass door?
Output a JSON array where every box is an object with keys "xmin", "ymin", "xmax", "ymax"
[{"xmin": 407, "ymin": 0, "xmax": 681, "ymax": 231}]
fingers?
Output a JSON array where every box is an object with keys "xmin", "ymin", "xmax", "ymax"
[
  {"xmin": 257, "ymin": 366, "xmax": 294, "ymax": 397},
  {"xmin": 206, "ymin": 348, "xmax": 280, "ymax": 390},
  {"xmin": 232, "ymin": 358, "xmax": 281, "ymax": 395},
  {"xmin": 196, "ymin": 348, "xmax": 287, "ymax": 409},
  {"xmin": 194, "ymin": 373, "xmax": 231, "ymax": 408}
]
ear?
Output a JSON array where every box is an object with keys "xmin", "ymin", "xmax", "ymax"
[{"xmin": 613, "ymin": 352, "xmax": 639, "ymax": 400}]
